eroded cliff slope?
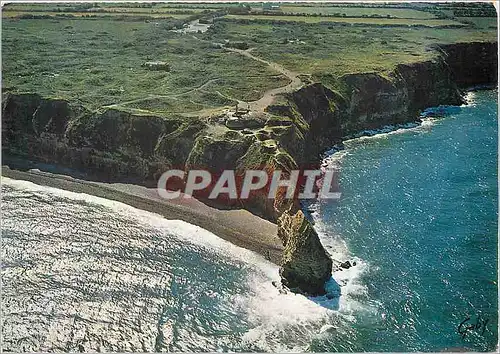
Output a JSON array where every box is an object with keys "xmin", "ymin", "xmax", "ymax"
[{"xmin": 2, "ymin": 41, "xmax": 497, "ymax": 295}]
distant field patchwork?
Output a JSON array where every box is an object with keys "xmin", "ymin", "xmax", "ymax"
[
  {"xmin": 2, "ymin": 2, "xmax": 497, "ymax": 116},
  {"xmin": 1, "ymin": 11, "xmax": 193, "ymax": 19},
  {"xmin": 270, "ymin": 5, "xmax": 440, "ymax": 19},
  {"xmin": 224, "ymin": 14, "xmax": 465, "ymax": 27}
]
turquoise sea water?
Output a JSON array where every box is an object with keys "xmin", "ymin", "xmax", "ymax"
[
  {"xmin": 1, "ymin": 90, "xmax": 498, "ymax": 352},
  {"xmin": 312, "ymin": 89, "xmax": 498, "ymax": 351}
]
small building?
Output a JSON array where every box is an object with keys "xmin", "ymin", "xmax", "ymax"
[
  {"xmin": 141, "ymin": 61, "xmax": 170, "ymax": 71},
  {"xmin": 262, "ymin": 2, "xmax": 280, "ymax": 11}
]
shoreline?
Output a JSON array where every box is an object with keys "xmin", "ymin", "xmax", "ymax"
[
  {"xmin": 321, "ymin": 86, "xmax": 497, "ymax": 164},
  {"xmin": 2, "ymin": 88, "xmax": 495, "ymax": 270},
  {"xmin": 1, "ymin": 165, "xmax": 284, "ymax": 265}
]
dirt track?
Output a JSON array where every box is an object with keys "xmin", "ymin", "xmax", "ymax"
[{"xmin": 223, "ymin": 47, "xmax": 303, "ymax": 111}]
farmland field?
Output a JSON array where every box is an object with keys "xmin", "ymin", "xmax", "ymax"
[
  {"xmin": 224, "ymin": 14, "xmax": 465, "ymax": 27},
  {"xmin": 1, "ymin": 11, "xmax": 193, "ymax": 19},
  {"xmin": 270, "ymin": 5, "xmax": 440, "ymax": 19},
  {"xmin": 455, "ymin": 16, "xmax": 498, "ymax": 29},
  {"xmin": 2, "ymin": 2, "xmax": 497, "ymax": 116}
]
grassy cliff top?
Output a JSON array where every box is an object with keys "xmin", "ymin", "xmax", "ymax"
[{"xmin": 2, "ymin": 2, "xmax": 497, "ymax": 115}]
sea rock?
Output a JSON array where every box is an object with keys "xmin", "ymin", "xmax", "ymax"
[
  {"xmin": 340, "ymin": 261, "xmax": 352, "ymax": 269},
  {"xmin": 271, "ymin": 280, "xmax": 289, "ymax": 295},
  {"xmin": 326, "ymin": 292, "xmax": 336, "ymax": 300},
  {"xmin": 277, "ymin": 209, "xmax": 332, "ymax": 296}
]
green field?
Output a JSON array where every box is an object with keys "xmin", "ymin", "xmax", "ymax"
[
  {"xmin": 1, "ymin": 3, "xmax": 209, "ymax": 13},
  {"xmin": 204, "ymin": 18, "xmax": 496, "ymax": 76},
  {"xmin": 95, "ymin": 6, "xmax": 206, "ymax": 14},
  {"xmin": 2, "ymin": 2, "xmax": 497, "ymax": 116},
  {"xmin": 455, "ymin": 17, "xmax": 498, "ymax": 29},
  {"xmin": 2, "ymin": 18, "xmax": 289, "ymax": 113},
  {"xmin": 2, "ymin": 11, "xmax": 193, "ymax": 19},
  {"xmin": 224, "ymin": 14, "xmax": 465, "ymax": 27},
  {"xmin": 272, "ymin": 5, "xmax": 439, "ymax": 19}
]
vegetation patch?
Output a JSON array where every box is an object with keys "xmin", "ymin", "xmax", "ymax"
[
  {"xmin": 2, "ymin": 2, "xmax": 497, "ymax": 116},
  {"xmin": 223, "ymin": 14, "xmax": 465, "ymax": 27}
]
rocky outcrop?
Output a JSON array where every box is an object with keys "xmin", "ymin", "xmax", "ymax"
[
  {"xmin": 2, "ymin": 41, "xmax": 497, "ymax": 296},
  {"xmin": 2, "ymin": 93, "xmax": 207, "ymax": 183},
  {"xmin": 277, "ymin": 209, "xmax": 332, "ymax": 295},
  {"xmin": 290, "ymin": 83, "xmax": 346, "ymax": 161},
  {"xmin": 186, "ymin": 131, "xmax": 255, "ymax": 172},
  {"xmin": 439, "ymin": 42, "xmax": 498, "ymax": 87}
]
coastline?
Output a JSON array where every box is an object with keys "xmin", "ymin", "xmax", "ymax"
[
  {"xmin": 2, "ymin": 88, "xmax": 495, "ymax": 271},
  {"xmin": 320, "ymin": 87, "xmax": 495, "ymax": 164},
  {"xmin": 1, "ymin": 39, "xmax": 497, "ymax": 294},
  {"xmin": 1, "ymin": 165, "xmax": 284, "ymax": 265},
  {"xmin": 1, "ymin": 5, "xmax": 498, "ymax": 350}
]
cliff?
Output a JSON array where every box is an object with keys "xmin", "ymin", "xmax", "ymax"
[
  {"xmin": 2, "ymin": 41, "xmax": 497, "ymax": 295},
  {"xmin": 2, "ymin": 94, "xmax": 206, "ymax": 184},
  {"xmin": 439, "ymin": 42, "xmax": 498, "ymax": 88}
]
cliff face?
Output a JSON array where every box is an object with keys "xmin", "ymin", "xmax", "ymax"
[
  {"xmin": 440, "ymin": 42, "xmax": 498, "ymax": 87},
  {"xmin": 278, "ymin": 209, "xmax": 333, "ymax": 295},
  {"xmin": 2, "ymin": 41, "xmax": 497, "ymax": 296},
  {"xmin": 258, "ymin": 40, "xmax": 497, "ymax": 294},
  {"xmin": 285, "ymin": 56, "xmax": 467, "ymax": 142},
  {"xmin": 2, "ymin": 93, "xmax": 206, "ymax": 183}
]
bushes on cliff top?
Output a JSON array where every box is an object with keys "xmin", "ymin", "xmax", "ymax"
[
  {"xmin": 2, "ymin": 17, "xmax": 292, "ymax": 113},
  {"xmin": 186, "ymin": 133, "xmax": 255, "ymax": 172}
]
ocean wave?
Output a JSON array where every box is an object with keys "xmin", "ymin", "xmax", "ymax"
[
  {"xmin": 309, "ymin": 202, "xmax": 372, "ymax": 313},
  {"xmin": 320, "ymin": 119, "xmax": 440, "ymax": 170},
  {"xmin": 2, "ymin": 177, "xmax": 276, "ymax": 276},
  {"xmin": 2, "ymin": 177, "xmax": 369, "ymax": 352}
]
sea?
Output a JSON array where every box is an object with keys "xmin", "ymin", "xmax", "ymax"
[{"xmin": 1, "ymin": 90, "xmax": 498, "ymax": 352}]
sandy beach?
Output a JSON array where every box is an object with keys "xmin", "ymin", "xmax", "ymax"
[{"xmin": 1, "ymin": 166, "xmax": 284, "ymax": 265}]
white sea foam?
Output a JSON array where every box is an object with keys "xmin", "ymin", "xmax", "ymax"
[
  {"xmin": 321, "ymin": 149, "xmax": 349, "ymax": 172},
  {"xmin": 1, "ymin": 177, "xmax": 276, "ymax": 276},
  {"xmin": 2, "ymin": 179, "xmax": 330, "ymax": 349},
  {"xmin": 2, "ymin": 177, "xmax": 371, "ymax": 352},
  {"xmin": 229, "ymin": 217, "xmax": 373, "ymax": 351},
  {"xmin": 343, "ymin": 121, "xmax": 433, "ymax": 144},
  {"xmin": 463, "ymin": 91, "xmax": 477, "ymax": 107},
  {"xmin": 309, "ymin": 203, "xmax": 371, "ymax": 314},
  {"xmin": 233, "ymin": 275, "xmax": 334, "ymax": 352}
]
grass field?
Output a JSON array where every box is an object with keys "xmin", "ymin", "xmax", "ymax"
[
  {"xmin": 2, "ymin": 18, "xmax": 289, "ymax": 113},
  {"xmin": 2, "ymin": 2, "xmax": 497, "ymax": 116},
  {"xmin": 269, "ymin": 5, "xmax": 439, "ymax": 19},
  {"xmin": 2, "ymin": 11, "xmax": 193, "ymax": 19},
  {"xmin": 94, "ymin": 7, "xmax": 207, "ymax": 14},
  {"xmin": 455, "ymin": 17, "xmax": 498, "ymax": 29},
  {"xmin": 1, "ymin": 3, "xmax": 217, "ymax": 21},
  {"xmin": 224, "ymin": 14, "xmax": 465, "ymax": 27},
  {"xmin": 204, "ymin": 19, "xmax": 496, "ymax": 76},
  {"xmin": 2, "ymin": 3, "xmax": 210, "ymax": 13}
]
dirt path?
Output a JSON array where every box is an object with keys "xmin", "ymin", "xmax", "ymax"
[
  {"xmin": 106, "ymin": 78, "xmax": 222, "ymax": 109},
  {"xmin": 223, "ymin": 47, "xmax": 303, "ymax": 111},
  {"xmin": 110, "ymin": 33, "xmax": 304, "ymax": 114},
  {"xmin": 192, "ymin": 35, "xmax": 304, "ymax": 112}
]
